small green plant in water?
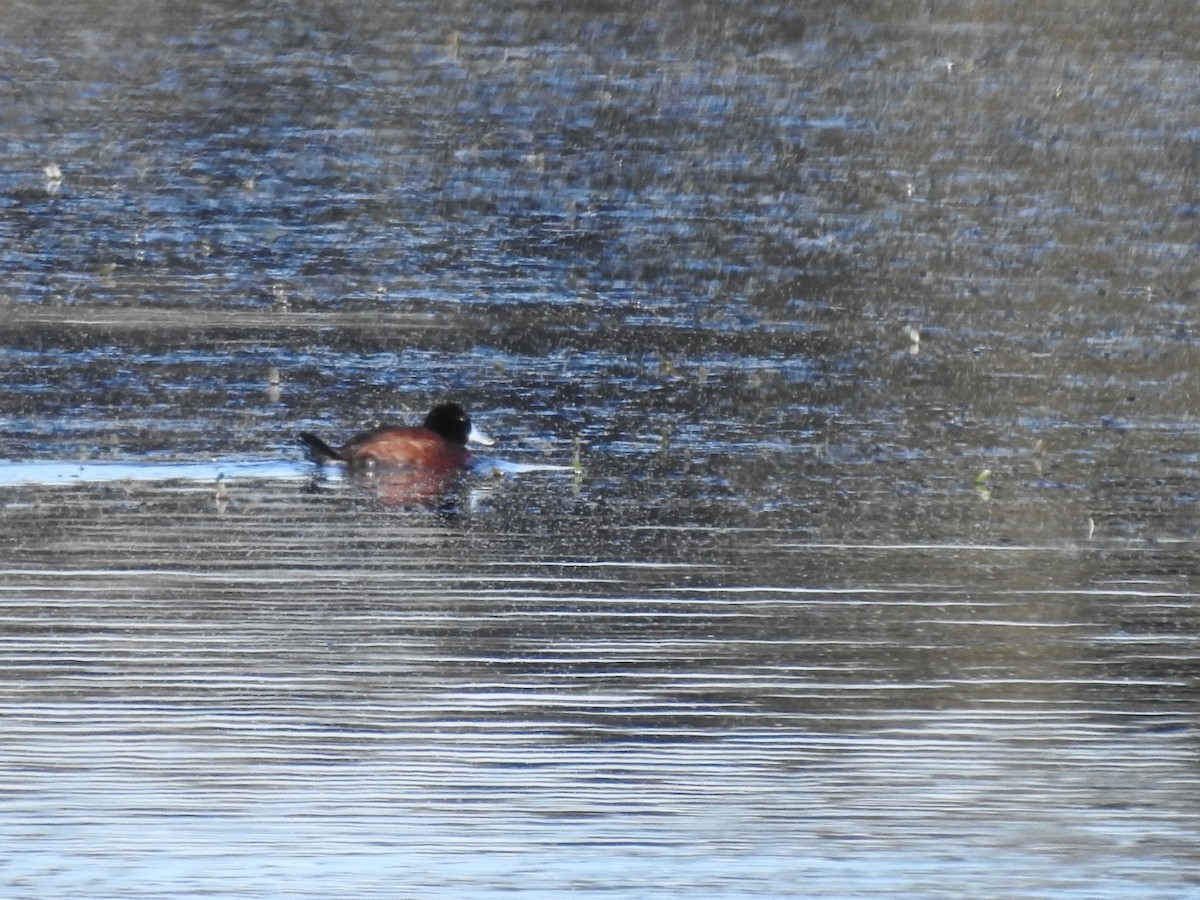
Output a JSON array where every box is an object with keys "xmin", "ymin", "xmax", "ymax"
[
  {"xmin": 974, "ymin": 468, "xmax": 993, "ymax": 502},
  {"xmin": 571, "ymin": 437, "xmax": 584, "ymax": 494}
]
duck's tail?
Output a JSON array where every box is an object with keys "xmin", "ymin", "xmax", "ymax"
[{"xmin": 298, "ymin": 432, "xmax": 343, "ymax": 463}]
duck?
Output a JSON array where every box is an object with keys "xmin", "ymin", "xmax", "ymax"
[{"xmin": 299, "ymin": 402, "xmax": 493, "ymax": 473}]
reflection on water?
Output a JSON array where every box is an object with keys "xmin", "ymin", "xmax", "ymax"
[
  {"xmin": 2, "ymin": 1, "xmax": 1199, "ymax": 897},
  {"xmin": 0, "ymin": 458, "xmax": 303, "ymax": 486},
  {"xmin": 2, "ymin": 479, "xmax": 1196, "ymax": 897}
]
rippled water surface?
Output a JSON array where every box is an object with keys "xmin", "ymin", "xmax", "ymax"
[{"xmin": 2, "ymin": 2, "xmax": 1199, "ymax": 897}]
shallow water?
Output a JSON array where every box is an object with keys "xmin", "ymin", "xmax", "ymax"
[{"xmin": 2, "ymin": 2, "xmax": 1199, "ymax": 897}]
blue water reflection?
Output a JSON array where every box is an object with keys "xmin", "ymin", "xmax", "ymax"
[{"xmin": 0, "ymin": 458, "xmax": 303, "ymax": 486}]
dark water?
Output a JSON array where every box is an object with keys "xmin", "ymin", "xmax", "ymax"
[{"xmin": 2, "ymin": 2, "xmax": 1199, "ymax": 896}]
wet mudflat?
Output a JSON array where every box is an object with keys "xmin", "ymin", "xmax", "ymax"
[{"xmin": 1, "ymin": 2, "xmax": 1199, "ymax": 897}]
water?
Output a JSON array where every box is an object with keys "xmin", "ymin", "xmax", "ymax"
[{"xmin": 2, "ymin": 2, "xmax": 1199, "ymax": 897}]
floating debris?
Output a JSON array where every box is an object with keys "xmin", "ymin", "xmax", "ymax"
[
  {"xmin": 905, "ymin": 324, "xmax": 921, "ymax": 355},
  {"xmin": 214, "ymin": 473, "xmax": 230, "ymax": 513},
  {"xmin": 266, "ymin": 366, "xmax": 282, "ymax": 403},
  {"xmin": 43, "ymin": 162, "xmax": 63, "ymax": 195}
]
